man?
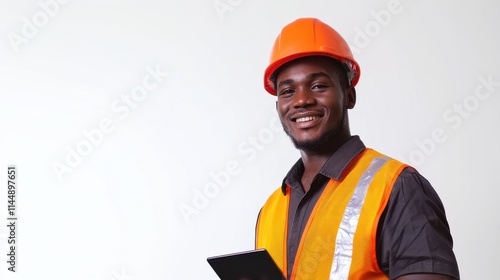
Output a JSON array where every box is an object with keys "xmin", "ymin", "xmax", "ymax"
[{"xmin": 255, "ymin": 18, "xmax": 460, "ymax": 280}]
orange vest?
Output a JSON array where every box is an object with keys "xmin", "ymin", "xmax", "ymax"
[{"xmin": 256, "ymin": 149, "xmax": 407, "ymax": 280}]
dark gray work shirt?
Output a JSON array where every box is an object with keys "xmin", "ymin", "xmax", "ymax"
[{"xmin": 277, "ymin": 136, "xmax": 459, "ymax": 279}]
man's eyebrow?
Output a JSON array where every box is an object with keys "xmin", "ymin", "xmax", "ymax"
[
  {"xmin": 307, "ymin": 72, "xmax": 332, "ymax": 81},
  {"xmin": 277, "ymin": 78, "xmax": 294, "ymax": 89},
  {"xmin": 277, "ymin": 72, "xmax": 332, "ymax": 88}
]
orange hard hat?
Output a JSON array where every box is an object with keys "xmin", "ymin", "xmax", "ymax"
[{"xmin": 264, "ymin": 18, "xmax": 361, "ymax": 95}]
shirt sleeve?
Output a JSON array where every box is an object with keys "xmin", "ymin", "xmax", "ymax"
[{"xmin": 376, "ymin": 167, "xmax": 460, "ymax": 279}]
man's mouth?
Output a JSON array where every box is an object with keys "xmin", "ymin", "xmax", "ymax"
[{"xmin": 294, "ymin": 116, "xmax": 321, "ymax": 123}]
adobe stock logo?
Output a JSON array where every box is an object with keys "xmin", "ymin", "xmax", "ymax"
[
  {"xmin": 8, "ymin": 0, "xmax": 71, "ymax": 53},
  {"xmin": 349, "ymin": 0, "xmax": 406, "ymax": 54},
  {"xmin": 398, "ymin": 75, "xmax": 499, "ymax": 166},
  {"xmin": 51, "ymin": 64, "xmax": 169, "ymax": 183},
  {"xmin": 212, "ymin": 0, "xmax": 244, "ymax": 21},
  {"xmin": 178, "ymin": 116, "xmax": 283, "ymax": 224}
]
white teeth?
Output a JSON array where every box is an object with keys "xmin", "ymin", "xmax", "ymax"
[{"xmin": 295, "ymin": 116, "xmax": 320, "ymax": 123}]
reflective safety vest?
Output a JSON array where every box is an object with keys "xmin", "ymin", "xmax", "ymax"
[{"xmin": 256, "ymin": 149, "xmax": 408, "ymax": 280}]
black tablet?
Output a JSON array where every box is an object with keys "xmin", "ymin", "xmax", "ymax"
[{"xmin": 207, "ymin": 248, "xmax": 286, "ymax": 280}]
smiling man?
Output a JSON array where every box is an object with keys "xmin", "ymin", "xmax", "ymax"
[{"xmin": 255, "ymin": 18, "xmax": 460, "ymax": 280}]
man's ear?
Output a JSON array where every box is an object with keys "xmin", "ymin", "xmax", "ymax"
[{"xmin": 345, "ymin": 86, "xmax": 356, "ymax": 109}]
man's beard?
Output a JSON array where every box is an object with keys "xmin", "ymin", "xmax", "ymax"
[{"xmin": 282, "ymin": 108, "xmax": 347, "ymax": 151}]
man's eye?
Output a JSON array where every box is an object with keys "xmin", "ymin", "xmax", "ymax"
[
  {"xmin": 279, "ymin": 89, "xmax": 294, "ymax": 96},
  {"xmin": 312, "ymin": 84, "xmax": 328, "ymax": 89}
]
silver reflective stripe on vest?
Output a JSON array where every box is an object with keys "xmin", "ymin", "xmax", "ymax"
[{"xmin": 329, "ymin": 156, "xmax": 389, "ymax": 280}]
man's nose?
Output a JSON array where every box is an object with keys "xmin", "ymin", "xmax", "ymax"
[{"xmin": 292, "ymin": 87, "xmax": 316, "ymax": 108}]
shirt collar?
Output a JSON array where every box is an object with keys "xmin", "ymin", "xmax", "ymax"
[{"xmin": 280, "ymin": 136, "xmax": 366, "ymax": 195}]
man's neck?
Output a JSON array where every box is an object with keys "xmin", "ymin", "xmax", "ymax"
[{"xmin": 299, "ymin": 134, "xmax": 351, "ymax": 192}]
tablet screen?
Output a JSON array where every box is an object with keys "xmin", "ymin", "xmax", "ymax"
[{"xmin": 207, "ymin": 249, "xmax": 286, "ymax": 280}]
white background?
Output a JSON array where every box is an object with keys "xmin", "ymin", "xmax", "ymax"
[{"xmin": 0, "ymin": 0, "xmax": 499, "ymax": 279}]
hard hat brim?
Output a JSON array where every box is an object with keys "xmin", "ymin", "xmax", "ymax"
[{"xmin": 264, "ymin": 52, "xmax": 360, "ymax": 95}]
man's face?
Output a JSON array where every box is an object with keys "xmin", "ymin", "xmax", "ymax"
[{"xmin": 275, "ymin": 56, "xmax": 353, "ymax": 151}]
